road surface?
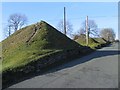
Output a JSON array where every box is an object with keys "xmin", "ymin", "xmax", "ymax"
[{"xmin": 9, "ymin": 43, "xmax": 119, "ymax": 88}]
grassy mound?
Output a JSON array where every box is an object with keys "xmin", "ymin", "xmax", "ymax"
[
  {"xmin": 75, "ymin": 34, "xmax": 109, "ymax": 49},
  {"xmin": 93, "ymin": 38, "xmax": 108, "ymax": 44},
  {"xmin": 75, "ymin": 34, "xmax": 99, "ymax": 49},
  {"xmin": 2, "ymin": 21, "xmax": 82, "ymax": 72}
]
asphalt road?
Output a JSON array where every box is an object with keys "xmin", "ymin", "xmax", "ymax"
[{"xmin": 9, "ymin": 43, "xmax": 119, "ymax": 88}]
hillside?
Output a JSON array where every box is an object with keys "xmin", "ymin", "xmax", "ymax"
[
  {"xmin": 2, "ymin": 21, "xmax": 82, "ymax": 72},
  {"xmin": 2, "ymin": 21, "xmax": 94, "ymax": 89},
  {"xmin": 93, "ymin": 38, "xmax": 108, "ymax": 44},
  {"xmin": 75, "ymin": 34, "xmax": 109, "ymax": 49},
  {"xmin": 75, "ymin": 34, "xmax": 100, "ymax": 49}
]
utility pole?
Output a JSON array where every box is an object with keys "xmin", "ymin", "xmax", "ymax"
[
  {"xmin": 64, "ymin": 7, "xmax": 66, "ymax": 35},
  {"xmin": 8, "ymin": 25, "xmax": 11, "ymax": 36},
  {"xmin": 86, "ymin": 16, "xmax": 89, "ymax": 46},
  {"xmin": 107, "ymin": 33, "xmax": 109, "ymax": 42}
]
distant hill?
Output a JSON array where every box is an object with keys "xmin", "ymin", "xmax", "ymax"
[
  {"xmin": 2, "ymin": 21, "xmax": 82, "ymax": 72},
  {"xmin": 75, "ymin": 34, "xmax": 108, "ymax": 49},
  {"xmin": 93, "ymin": 38, "xmax": 108, "ymax": 44},
  {"xmin": 75, "ymin": 34, "xmax": 99, "ymax": 49}
]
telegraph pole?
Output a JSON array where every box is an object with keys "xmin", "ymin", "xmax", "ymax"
[
  {"xmin": 8, "ymin": 25, "xmax": 11, "ymax": 36},
  {"xmin": 86, "ymin": 16, "xmax": 89, "ymax": 46},
  {"xmin": 64, "ymin": 7, "xmax": 66, "ymax": 35}
]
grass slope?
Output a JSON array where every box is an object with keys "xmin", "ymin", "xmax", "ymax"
[
  {"xmin": 75, "ymin": 34, "xmax": 100, "ymax": 49},
  {"xmin": 2, "ymin": 21, "xmax": 82, "ymax": 72},
  {"xmin": 93, "ymin": 38, "xmax": 108, "ymax": 45},
  {"xmin": 75, "ymin": 34, "xmax": 109, "ymax": 49}
]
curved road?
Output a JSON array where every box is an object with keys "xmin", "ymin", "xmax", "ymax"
[{"xmin": 9, "ymin": 43, "xmax": 119, "ymax": 88}]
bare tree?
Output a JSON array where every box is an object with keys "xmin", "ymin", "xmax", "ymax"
[
  {"xmin": 8, "ymin": 13, "xmax": 27, "ymax": 32},
  {"xmin": 3, "ymin": 22, "xmax": 13, "ymax": 38},
  {"xmin": 77, "ymin": 28, "xmax": 85, "ymax": 35},
  {"xmin": 80, "ymin": 20, "xmax": 99, "ymax": 37},
  {"xmin": 57, "ymin": 20, "xmax": 73, "ymax": 37},
  {"xmin": 100, "ymin": 28, "xmax": 116, "ymax": 42},
  {"xmin": 4, "ymin": 25, "xmax": 12, "ymax": 37}
]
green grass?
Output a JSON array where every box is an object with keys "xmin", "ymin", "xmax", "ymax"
[
  {"xmin": 2, "ymin": 21, "xmax": 82, "ymax": 72},
  {"xmin": 93, "ymin": 38, "xmax": 108, "ymax": 44},
  {"xmin": 75, "ymin": 35, "xmax": 99, "ymax": 49},
  {"xmin": 75, "ymin": 35, "xmax": 108, "ymax": 49}
]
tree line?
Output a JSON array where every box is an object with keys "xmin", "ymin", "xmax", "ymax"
[{"xmin": 57, "ymin": 19, "xmax": 116, "ymax": 42}]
